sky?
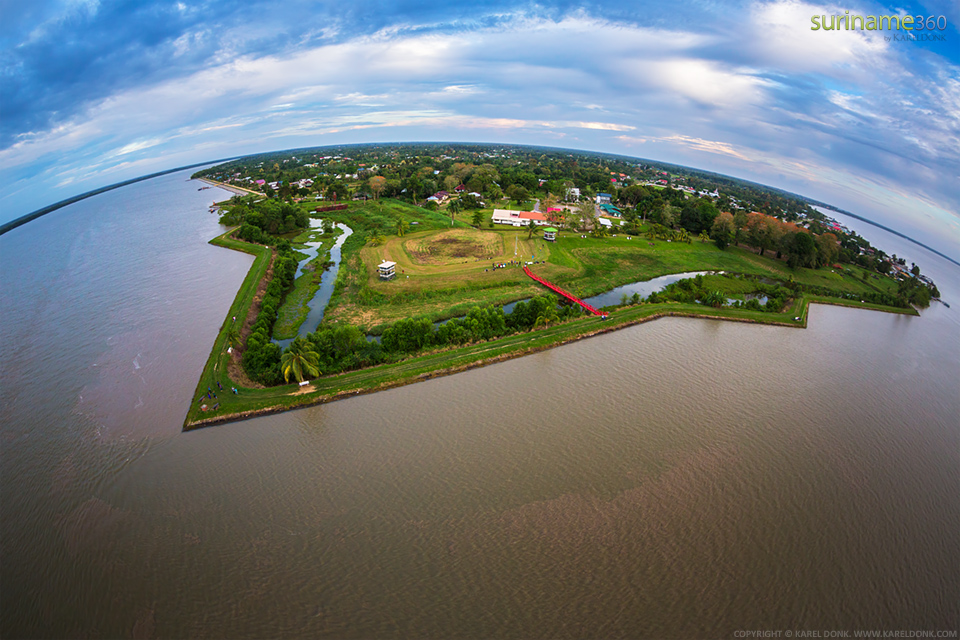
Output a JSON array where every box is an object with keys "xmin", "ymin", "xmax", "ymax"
[{"xmin": 2, "ymin": 0, "xmax": 958, "ymax": 259}]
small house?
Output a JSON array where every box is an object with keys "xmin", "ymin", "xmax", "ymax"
[
  {"xmin": 378, "ymin": 261, "xmax": 397, "ymax": 280},
  {"xmin": 543, "ymin": 227, "xmax": 558, "ymax": 242}
]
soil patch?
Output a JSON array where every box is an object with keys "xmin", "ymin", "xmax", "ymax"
[{"xmin": 407, "ymin": 229, "xmax": 502, "ymax": 264}]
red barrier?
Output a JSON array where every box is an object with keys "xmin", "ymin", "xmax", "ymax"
[{"xmin": 523, "ymin": 266, "xmax": 606, "ymax": 317}]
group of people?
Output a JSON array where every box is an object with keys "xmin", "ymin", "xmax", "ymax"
[{"xmin": 198, "ymin": 380, "xmax": 239, "ymax": 411}]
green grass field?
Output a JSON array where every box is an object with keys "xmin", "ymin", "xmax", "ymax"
[{"xmin": 322, "ymin": 210, "xmax": 905, "ymax": 328}]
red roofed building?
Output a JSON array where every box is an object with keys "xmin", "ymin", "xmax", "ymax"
[{"xmin": 492, "ymin": 209, "xmax": 550, "ymax": 227}]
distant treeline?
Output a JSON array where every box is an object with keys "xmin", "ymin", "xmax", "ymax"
[{"xmin": 1, "ymin": 159, "xmax": 230, "ymax": 236}]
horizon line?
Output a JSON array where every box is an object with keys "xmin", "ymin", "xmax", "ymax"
[{"xmin": 2, "ymin": 142, "xmax": 956, "ymax": 270}]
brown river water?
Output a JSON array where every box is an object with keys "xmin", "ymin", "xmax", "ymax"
[{"xmin": 1, "ymin": 168, "xmax": 958, "ymax": 638}]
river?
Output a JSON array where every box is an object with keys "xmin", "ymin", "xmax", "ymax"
[{"xmin": 1, "ymin": 168, "xmax": 957, "ymax": 638}]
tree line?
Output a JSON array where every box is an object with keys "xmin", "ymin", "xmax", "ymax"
[{"xmin": 266, "ymin": 295, "xmax": 579, "ymax": 383}]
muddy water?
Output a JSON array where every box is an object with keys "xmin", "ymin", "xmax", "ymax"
[{"xmin": 1, "ymin": 170, "xmax": 957, "ymax": 638}]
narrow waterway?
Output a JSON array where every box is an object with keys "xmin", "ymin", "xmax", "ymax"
[
  {"xmin": 1, "ymin": 169, "xmax": 957, "ymax": 638},
  {"xmin": 291, "ymin": 217, "xmax": 326, "ymax": 281},
  {"xmin": 275, "ymin": 222, "xmax": 353, "ymax": 349},
  {"xmin": 581, "ymin": 270, "xmax": 711, "ymax": 308}
]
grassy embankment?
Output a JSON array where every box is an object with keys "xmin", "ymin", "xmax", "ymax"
[
  {"xmin": 185, "ymin": 200, "xmax": 916, "ymax": 429},
  {"xmin": 187, "ymin": 226, "xmax": 271, "ymax": 417},
  {"xmin": 185, "ymin": 295, "xmax": 810, "ymax": 429}
]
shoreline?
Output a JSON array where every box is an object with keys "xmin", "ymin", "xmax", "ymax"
[
  {"xmin": 195, "ymin": 176, "xmax": 262, "ymax": 197},
  {"xmin": 0, "ymin": 160, "xmax": 234, "ymax": 236},
  {"xmin": 184, "ymin": 218, "xmax": 919, "ymax": 431},
  {"xmin": 184, "ymin": 307, "xmax": 805, "ymax": 430},
  {"xmin": 183, "ymin": 285, "xmax": 915, "ymax": 430}
]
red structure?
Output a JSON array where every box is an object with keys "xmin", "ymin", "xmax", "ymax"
[{"xmin": 523, "ymin": 266, "xmax": 607, "ymax": 317}]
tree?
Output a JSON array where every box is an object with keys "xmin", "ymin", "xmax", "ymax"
[
  {"xmin": 326, "ymin": 182, "xmax": 348, "ymax": 201},
  {"xmin": 576, "ymin": 200, "xmax": 595, "ymax": 231},
  {"xmin": 783, "ymin": 231, "xmax": 817, "ymax": 269},
  {"xmin": 710, "ymin": 212, "xmax": 735, "ymax": 250},
  {"xmin": 702, "ymin": 289, "xmax": 725, "ymax": 308},
  {"xmin": 526, "ymin": 220, "xmax": 538, "ymax": 239},
  {"xmin": 368, "ymin": 176, "xmax": 386, "ymax": 200},
  {"xmin": 698, "ymin": 231, "xmax": 710, "ymax": 243},
  {"xmin": 733, "ymin": 211, "xmax": 748, "ymax": 245},
  {"xmin": 395, "ymin": 216, "xmax": 406, "ymax": 237},
  {"xmin": 815, "ymin": 232, "xmax": 839, "ymax": 267},
  {"xmin": 619, "ymin": 184, "xmax": 649, "ymax": 206},
  {"xmin": 542, "ymin": 193, "xmax": 558, "ymax": 213},
  {"xmin": 472, "ymin": 164, "xmax": 500, "ymax": 193},
  {"xmin": 281, "ymin": 337, "xmax": 321, "ymax": 383},
  {"xmin": 534, "ymin": 306, "xmax": 559, "ymax": 328},
  {"xmin": 659, "ymin": 203, "xmax": 677, "ymax": 229},
  {"xmin": 472, "ymin": 210, "xmax": 483, "ymax": 227},
  {"xmin": 506, "ymin": 184, "xmax": 528, "ymax": 204}
]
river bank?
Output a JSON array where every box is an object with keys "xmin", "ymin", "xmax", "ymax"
[
  {"xmin": 195, "ymin": 176, "xmax": 262, "ymax": 197},
  {"xmin": 184, "ymin": 274, "xmax": 916, "ymax": 429},
  {"xmin": 185, "ymin": 198, "xmax": 922, "ymax": 428}
]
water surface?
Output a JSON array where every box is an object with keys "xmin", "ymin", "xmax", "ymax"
[{"xmin": 1, "ymin": 171, "xmax": 957, "ymax": 638}]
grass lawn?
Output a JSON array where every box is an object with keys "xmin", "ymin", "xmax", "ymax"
[{"xmin": 319, "ymin": 209, "xmax": 910, "ymax": 328}]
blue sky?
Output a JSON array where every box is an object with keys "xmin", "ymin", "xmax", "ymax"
[{"xmin": 2, "ymin": 0, "xmax": 958, "ymax": 257}]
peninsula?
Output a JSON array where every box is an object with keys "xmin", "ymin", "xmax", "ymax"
[{"xmin": 184, "ymin": 144, "xmax": 938, "ymax": 429}]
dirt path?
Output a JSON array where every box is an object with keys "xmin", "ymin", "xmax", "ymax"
[{"xmin": 224, "ymin": 247, "xmax": 277, "ymax": 390}]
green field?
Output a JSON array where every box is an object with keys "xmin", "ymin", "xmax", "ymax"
[{"xmin": 323, "ymin": 201, "xmax": 907, "ymax": 328}]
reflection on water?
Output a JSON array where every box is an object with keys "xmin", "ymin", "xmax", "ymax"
[
  {"xmin": 1, "ymin": 170, "xmax": 958, "ymax": 638},
  {"xmin": 582, "ymin": 270, "xmax": 710, "ymax": 308},
  {"xmin": 275, "ymin": 222, "xmax": 353, "ymax": 349}
]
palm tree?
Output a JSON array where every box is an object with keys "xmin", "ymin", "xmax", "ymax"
[
  {"xmin": 526, "ymin": 220, "xmax": 538, "ymax": 239},
  {"xmin": 395, "ymin": 217, "xmax": 405, "ymax": 237},
  {"xmin": 534, "ymin": 307, "xmax": 559, "ymax": 328},
  {"xmin": 698, "ymin": 231, "xmax": 710, "ymax": 243},
  {"xmin": 702, "ymin": 289, "xmax": 725, "ymax": 308},
  {"xmin": 280, "ymin": 337, "xmax": 321, "ymax": 384}
]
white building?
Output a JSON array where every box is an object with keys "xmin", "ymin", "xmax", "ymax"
[
  {"xmin": 378, "ymin": 261, "xmax": 396, "ymax": 280},
  {"xmin": 492, "ymin": 209, "xmax": 550, "ymax": 227}
]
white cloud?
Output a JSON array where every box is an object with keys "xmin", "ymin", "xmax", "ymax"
[
  {"xmin": 747, "ymin": 0, "xmax": 887, "ymax": 73},
  {"xmin": 2, "ymin": 7, "xmax": 957, "ymax": 258}
]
